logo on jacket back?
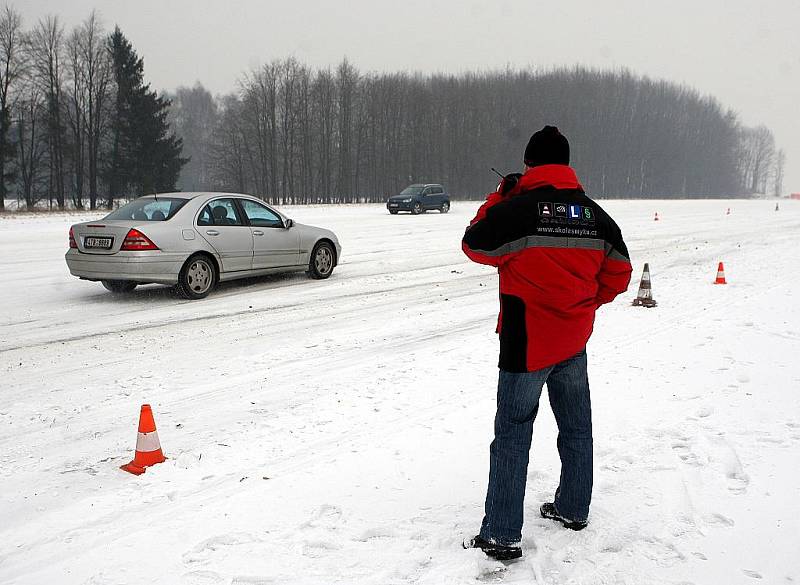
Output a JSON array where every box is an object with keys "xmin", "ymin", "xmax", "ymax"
[
  {"xmin": 539, "ymin": 202, "xmax": 553, "ymax": 217},
  {"xmin": 582, "ymin": 206, "xmax": 595, "ymax": 224},
  {"xmin": 568, "ymin": 204, "xmax": 582, "ymax": 221},
  {"xmin": 554, "ymin": 203, "xmax": 568, "ymax": 218}
]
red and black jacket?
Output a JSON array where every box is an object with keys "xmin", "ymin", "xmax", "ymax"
[{"xmin": 462, "ymin": 164, "xmax": 632, "ymax": 372}]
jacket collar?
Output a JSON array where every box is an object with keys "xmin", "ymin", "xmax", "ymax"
[{"xmin": 511, "ymin": 164, "xmax": 583, "ymax": 195}]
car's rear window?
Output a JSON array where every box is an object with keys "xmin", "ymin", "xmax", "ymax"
[{"xmin": 104, "ymin": 198, "xmax": 189, "ymax": 221}]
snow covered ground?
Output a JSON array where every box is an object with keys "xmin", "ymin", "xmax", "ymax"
[{"xmin": 1, "ymin": 199, "xmax": 798, "ymax": 585}]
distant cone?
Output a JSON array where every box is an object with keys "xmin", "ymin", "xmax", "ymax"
[
  {"xmin": 775, "ymin": 202, "xmax": 780, "ymax": 211},
  {"xmin": 121, "ymin": 404, "xmax": 166, "ymax": 475},
  {"xmin": 654, "ymin": 212, "xmax": 659, "ymax": 221},
  {"xmin": 714, "ymin": 262, "xmax": 727, "ymax": 285},
  {"xmin": 726, "ymin": 207, "xmax": 731, "ymax": 215},
  {"xmin": 632, "ymin": 263, "xmax": 657, "ymax": 307}
]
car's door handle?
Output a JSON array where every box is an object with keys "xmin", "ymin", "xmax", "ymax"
[
  {"xmin": 205, "ymin": 230, "xmax": 220, "ymax": 236},
  {"xmin": 253, "ymin": 230, "xmax": 264, "ymax": 236}
]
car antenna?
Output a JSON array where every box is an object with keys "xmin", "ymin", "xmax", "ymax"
[
  {"xmin": 152, "ymin": 191, "xmax": 158, "ymax": 201},
  {"xmin": 490, "ymin": 167, "xmax": 506, "ymax": 179}
]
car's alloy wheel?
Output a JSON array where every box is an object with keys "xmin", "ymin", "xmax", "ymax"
[
  {"xmin": 440, "ymin": 201, "xmax": 450, "ymax": 213},
  {"xmin": 102, "ymin": 280, "xmax": 137, "ymax": 294},
  {"xmin": 309, "ymin": 241, "xmax": 335, "ymax": 279},
  {"xmin": 411, "ymin": 202, "xmax": 422, "ymax": 215},
  {"xmin": 177, "ymin": 255, "xmax": 217, "ymax": 299}
]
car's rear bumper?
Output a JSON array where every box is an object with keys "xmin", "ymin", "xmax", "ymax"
[{"xmin": 65, "ymin": 249, "xmax": 187, "ymax": 284}]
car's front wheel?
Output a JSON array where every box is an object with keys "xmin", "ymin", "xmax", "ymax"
[
  {"xmin": 308, "ymin": 241, "xmax": 335, "ymax": 279},
  {"xmin": 440, "ymin": 201, "xmax": 450, "ymax": 213},
  {"xmin": 411, "ymin": 202, "xmax": 423, "ymax": 215},
  {"xmin": 102, "ymin": 280, "xmax": 137, "ymax": 294},
  {"xmin": 176, "ymin": 254, "xmax": 217, "ymax": 299}
]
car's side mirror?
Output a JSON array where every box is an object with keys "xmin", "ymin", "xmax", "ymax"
[{"xmin": 284, "ymin": 218, "xmax": 293, "ymax": 229}]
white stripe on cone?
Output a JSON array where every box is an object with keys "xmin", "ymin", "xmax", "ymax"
[{"xmin": 136, "ymin": 431, "xmax": 163, "ymax": 453}]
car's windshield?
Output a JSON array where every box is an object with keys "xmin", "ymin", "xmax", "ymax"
[
  {"xmin": 400, "ymin": 185, "xmax": 425, "ymax": 195},
  {"xmin": 104, "ymin": 198, "xmax": 189, "ymax": 221}
]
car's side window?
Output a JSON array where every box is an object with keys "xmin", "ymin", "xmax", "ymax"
[
  {"xmin": 433, "ymin": 186, "xmax": 443, "ymax": 194},
  {"xmin": 423, "ymin": 187, "xmax": 432, "ymax": 196},
  {"xmin": 203, "ymin": 198, "xmax": 243, "ymax": 226},
  {"xmin": 197, "ymin": 205, "xmax": 214, "ymax": 226},
  {"xmin": 240, "ymin": 199, "xmax": 283, "ymax": 228}
]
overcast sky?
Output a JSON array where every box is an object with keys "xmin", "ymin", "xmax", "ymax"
[{"xmin": 18, "ymin": 0, "xmax": 800, "ymax": 193}]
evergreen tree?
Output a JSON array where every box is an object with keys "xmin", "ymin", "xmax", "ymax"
[{"xmin": 106, "ymin": 26, "xmax": 185, "ymax": 203}]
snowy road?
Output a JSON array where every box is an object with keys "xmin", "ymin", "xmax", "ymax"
[{"xmin": 1, "ymin": 200, "xmax": 799, "ymax": 584}]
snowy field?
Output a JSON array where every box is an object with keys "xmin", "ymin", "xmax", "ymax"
[{"xmin": 1, "ymin": 199, "xmax": 798, "ymax": 585}]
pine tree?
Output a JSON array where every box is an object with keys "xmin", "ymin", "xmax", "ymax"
[{"xmin": 106, "ymin": 26, "xmax": 185, "ymax": 204}]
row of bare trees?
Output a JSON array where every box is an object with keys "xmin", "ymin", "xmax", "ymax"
[
  {"xmin": 169, "ymin": 59, "xmax": 784, "ymax": 203},
  {"xmin": 0, "ymin": 7, "xmax": 183, "ymax": 211}
]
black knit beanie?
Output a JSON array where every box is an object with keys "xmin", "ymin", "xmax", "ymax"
[{"xmin": 523, "ymin": 125, "xmax": 570, "ymax": 167}]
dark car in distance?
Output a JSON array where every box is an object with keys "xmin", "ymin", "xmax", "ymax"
[{"xmin": 386, "ymin": 184, "xmax": 450, "ymax": 215}]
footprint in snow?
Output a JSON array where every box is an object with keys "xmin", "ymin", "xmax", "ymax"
[
  {"xmin": 694, "ymin": 406, "xmax": 713, "ymax": 418},
  {"xmin": 181, "ymin": 570, "xmax": 228, "ymax": 585},
  {"xmin": 182, "ymin": 532, "xmax": 262, "ymax": 564},
  {"xmin": 742, "ymin": 569, "xmax": 763, "ymax": 579},
  {"xmin": 703, "ymin": 512, "xmax": 735, "ymax": 527},
  {"xmin": 231, "ymin": 577, "xmax": 276, "ymax": 585},
  {"xmin": 709, "ymin": 437, "xmax": 750, "ymax": 494},
  {"xmin": 671, "ymin": 442, "xmax": 702, "ymax": 466},
  {"xmin": 301, "ymin": 503, "xmax": 344, "ymax": 529}
]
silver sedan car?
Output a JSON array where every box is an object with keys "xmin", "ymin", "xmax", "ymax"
[{"xmin": 65, "ymin": 192, "xmax": 342, "ymax": 299}]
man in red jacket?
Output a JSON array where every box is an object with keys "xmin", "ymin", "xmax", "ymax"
[{"xmin": 462, "ymin": 126, "xmax": 632, "ymax": 561}]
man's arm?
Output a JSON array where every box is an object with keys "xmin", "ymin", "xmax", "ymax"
[
  {"xmin": 462, "ymin": 194, "xmax": 519, "ymax": 267},
  {"xmin": 596, "ymin": 220, "xmax": 632, "ymax": 306}
]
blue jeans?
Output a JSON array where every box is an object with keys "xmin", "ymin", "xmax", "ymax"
[{"xmin": 479, "ymin": 349, "xmax": 592, "ymax": 545}]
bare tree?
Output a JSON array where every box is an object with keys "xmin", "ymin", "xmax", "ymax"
[
  {"xmin": 73, "ymin": 12, "xmax": 111, "ymax": 209},
  {"xmin": 210, "ymin": 93, "xmax": 248, "ymax": 193},
  {"xmin": 739, "ymin": 125, "xmax": 775, "ymax": 194},
  {"xmin": 335, "ymin": 59, "xmax": 358, "ymax": 202},
  {"xmin": 0, "ymin": 5, "xmax": 24, "ymax": 210},
  {"xmin": 772, "ymin": 149, "xmax": 785, "ymax": 197},
  {"xmin": 16, "ymin": 78, "xmax": 47, "ymax": 209},
  {"xmin": 167, "ymin": 82, "xmax": 218, "ymax": 191},
  {"xmin": 65, "ymin": 26, "xmax": 86, "ymax": 207},
  {"xmin": 27, "ymin": 14, "xmax": 66, "ymax": 209}
]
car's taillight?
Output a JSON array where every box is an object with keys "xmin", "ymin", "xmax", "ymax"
[
  {"xmin": 121, "ymin": 228, "xmax": 159, "ymax": 251},
  {"xmin": 69, "ymin": 227, "xmax": 77, "ymax": 249}
]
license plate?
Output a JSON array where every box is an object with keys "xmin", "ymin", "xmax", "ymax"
[
  {"xmin": 84, "ymin": 236, "xmax": 113, "ymax": 249},
  {"xmin": 389, "ymin": 203, "xmax": 398, "ymax": 207}
]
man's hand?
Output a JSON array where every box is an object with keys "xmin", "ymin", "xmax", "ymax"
[{"xmin": 499, "ymin": 173, "xmax": 523, "ymax": 196}]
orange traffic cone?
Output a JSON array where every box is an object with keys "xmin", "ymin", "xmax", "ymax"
[
  {"xmin": 714, "ymin": 262, "xmax": 727, "ymax": 285},
  {"xmin": 654, "ymin": 212, "xmax": 659, "ymax": 221},
  {"xmin": 121, "ymin": 404, "xmax": 166, "ymax": 475},
  {"xmin": 632, "ymin": 263, "xmax": 657, "ymax": 307}
]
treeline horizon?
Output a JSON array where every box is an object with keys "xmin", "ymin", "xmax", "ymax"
[
  {"xmin": 173, "ymin": 62, "xmax": 784, "ymax": 203},
  {"xmin": 0, "ymin": 8, "xmax": 787, "ymax": 211}
]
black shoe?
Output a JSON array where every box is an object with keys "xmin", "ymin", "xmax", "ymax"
[
  {"xmin": 463, "ymin": 535, "xmax": 522, "ymax": 561},
  {"xmin": 540, "ymin": 502, "xmax": 588, "ymax": 531}
]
